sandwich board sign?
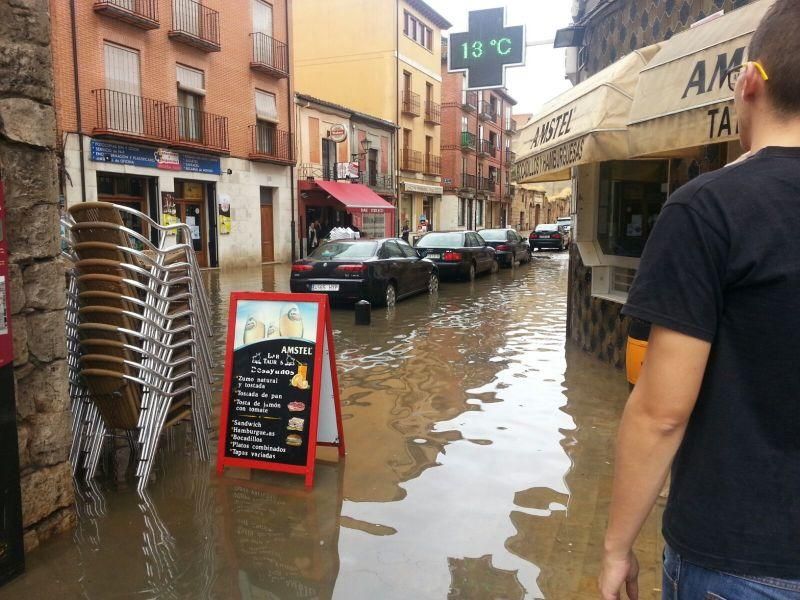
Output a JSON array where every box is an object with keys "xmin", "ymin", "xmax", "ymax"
[
  {"xmin": 216, "ymin": 292, "xmax": 345, "ymax": 487},
  {"xmin": 448, "ymin": 7, "xmax": 526, "ymax": 90}
]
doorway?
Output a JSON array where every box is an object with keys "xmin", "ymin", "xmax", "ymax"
[
  {"xmin": 260, "ymin": 186, "xmax": 275, "ymax": 262},
  {"xmin": 174, "ymin": 180, "xmax": 209, "ymax": 268}
]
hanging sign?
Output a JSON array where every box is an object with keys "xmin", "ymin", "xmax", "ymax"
[
  {"xmin": 217, "ymin": 292, "xmax": 345, "ymax": 487},
  {"xmin": 448, "ymin": 7, "xmax": 526, "ymax": 90},
  {"xmin": 329, "ymin": 124, "xmax": 348, "ymax": 144}
]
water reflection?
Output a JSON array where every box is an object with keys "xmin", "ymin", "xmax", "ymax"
[{"xmin": 0, "ymin": 255, "xmax": 654, "ymax": 600}]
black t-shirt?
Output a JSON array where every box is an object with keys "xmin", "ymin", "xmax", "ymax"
[{"xmin": 622, "ymin": 146, "xmax": 800, "ymax": 578}]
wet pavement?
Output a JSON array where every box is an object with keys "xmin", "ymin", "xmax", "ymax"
[{"xmin": 1, "ymin": 252, "xmax": 666, "ymax": 599}]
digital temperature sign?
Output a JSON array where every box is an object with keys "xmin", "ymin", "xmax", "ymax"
[{"xmin": 448, "ymin": 8, "xmax": 525, "ymax": 91}]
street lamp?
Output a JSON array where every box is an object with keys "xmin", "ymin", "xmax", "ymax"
[{"xmin": 351, "ymin": 138, "xmax": 372, "ymax": 162}]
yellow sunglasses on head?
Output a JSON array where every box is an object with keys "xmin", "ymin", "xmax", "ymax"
[{"xmin": 726, "ymin": 61, "xmax": 769, "ymax": 91}]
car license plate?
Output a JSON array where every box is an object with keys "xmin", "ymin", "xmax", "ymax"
[
  {"xmin": 427, "ymin": 253, "xmax": 441, "ymax": 259},
  {"xmin": 539, "ymin": 235, "xmax": 550, "ymax": 239},
  {"xmin": 311, "ymin": 284, "xmax": 339, "ymax": 292}
]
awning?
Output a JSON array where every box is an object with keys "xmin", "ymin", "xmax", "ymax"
[
  {"xmin": 512, "ymin": 44, "xmax": 660, "ymax": 184},
  {"xmin": 628, "ymin": 1, "xmax": 774, "ymax": 157},
  {"xmin": 315, "ymin": 180, "xmax": 396, "ymax": 211}
]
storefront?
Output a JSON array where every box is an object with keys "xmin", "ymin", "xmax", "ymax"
[
  {"xmin": 298, "ymin": 179, "xmax": 396, "ymax": 252},
  {"xmin": 400, "ymin": 182, "xmax": 444, "ymax": 241},
  {"xmin": 63, "ymin": 136, "xmax": 294, "ymax": 268}
]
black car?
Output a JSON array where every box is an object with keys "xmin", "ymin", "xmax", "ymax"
[
  {"xmin": 290, "ymin": 238, "xmax": 438, "ymax": 307},
  {"xmin": 415, "ymin": 231, "xmax": 498, "ymax": 280},
  {"xmin": 478, "ymin": 228, "xmax": 532, "ymax": 266},
  {"xmin": 530, "ymin": 223, "xmax": 568, "ymax": 251}
]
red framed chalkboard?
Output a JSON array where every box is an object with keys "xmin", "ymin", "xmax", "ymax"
[{"xmin": 216, "ymin": 292, "xmax": 345, "ymax": 487}]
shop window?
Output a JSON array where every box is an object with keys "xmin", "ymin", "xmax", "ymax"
[
  {"xmin": 422, "ymin": 196, "xmax": 434, "ymax": 231},
  {"xmin": 597, "ymin": 160, "xmax": 668, "ymax": 258},
  {"xmin": 362, "ymin": 213, "xmax": 386, "ymax": 239}
]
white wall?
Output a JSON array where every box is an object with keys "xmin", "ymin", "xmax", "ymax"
[{"xmin": 440, "ymin": 193, "xmax": 461, "ymax": 231}]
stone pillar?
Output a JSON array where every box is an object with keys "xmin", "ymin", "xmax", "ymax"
[{"xmin": 0, "ymin": 0, "xmax": 75, "ymax": 551}]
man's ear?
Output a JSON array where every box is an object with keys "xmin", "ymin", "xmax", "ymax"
[{"xmin": 740, "ymin": 63, "xmax": 763, "ymax": 103}]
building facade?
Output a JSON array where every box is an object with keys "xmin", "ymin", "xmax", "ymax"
[
  {"xmin": 293, "ymin": 0, "xmax": 450, "ymax": 239},
  {"xmin": 294, "ymin": 94, "xmax": 397, "ymax": 251},
  {"xmin": 51, "ymin": 0, "xmax": 296, "ymax": 268},
  {"xmin": 439, "ymin": 40, "xmax": 517, "ymax": 232},
  {"xmin": 550, "ymin": 0, "xmax": 762, "ymax": 367}
]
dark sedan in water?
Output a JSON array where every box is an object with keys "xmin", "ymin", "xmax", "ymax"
[
  {"xmin": 415, "ymin": 231, "xmax": 498, "ymax": 280},
  {"xmin": 530, "ymin": 224, "xmax": 568, "ymax": 251},
  {"xmin": 290, "ymin": 238, "xmax": 438, "ymax": 307},
  {"xmin": 479, "ymin": 228, "xmax": 532, "ymax": 266}
]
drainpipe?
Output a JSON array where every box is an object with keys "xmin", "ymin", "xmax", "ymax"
[
  {"xmin": 69, "ymin": 0, "xmax": 87, "ymax": 202},
  {"xmin": 286, "ymin": 1, "xmax": 296, "ymax": 262},
  {"xmin": 395, "ymin": 0, "xmax": 401, "ymax": 237}
]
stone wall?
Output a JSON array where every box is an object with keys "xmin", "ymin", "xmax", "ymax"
[
  {"xmin": 0, "ymin": 0, "xmax": 74, "ymax": 551},
  {"xmin": 568, "ymin": 0, "xmax": 759, "ymax": 366}
]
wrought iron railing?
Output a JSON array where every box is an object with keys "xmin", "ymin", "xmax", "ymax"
[
  {"xmin": 478, "ymin": 138, "xmax": 496, "ymax": 158},
  {"xmin": 93, "ymin": 0, "xmax": 159, "ymax": 27},
  {"xmin": 402, "ymin": 91, "xmax": 420, "ymax": 117},
  {"xmin": 461, "ymin": 173, "xmax": 477, "ymax": 189},
  {"xmin": 479, "ymin": 178, "xmax": 496, "ymax": 193},
  {"xmin": 479, "ymin": 104, "xmax": 497, "ymax": 123},
  {"xmin": 424, "ymin": 154, "xmax": 441, "ymax": 176},
  {"xmin": 505, "ymin": 149, "xmax": 516, "ymax": 164},
  {"xmin": 170, "ymin": 105, "xmax": 228, "ymax": 151},
  {"xmin": 358, "ymin": 172, "xmax": 393, "ymax": 190},
  {"xmin": 424, "ymin": 101, "xmax": 441, "ymax": 124},
  {"xmin": 460, "ymin": 131, "xmax": 476, "ymax": 151},
  {"xmin": 505, "ymin": 118, "xmax": 517, "ymax": 133},
  {"xmin": 250, "ymin": 32, "xmax": 289, "ymax": 77},
  {"xmin": 251, "ymin": 123, "xmax": 293, "ymax": 162},
  {"xmin": 93, "ymin": 89, "xmax": 171, "ymax": 141},
  {"xmin": 170, "ymin": 0, "xmax": 220, "ymax": 50},
  {"xmin": 400, "ymin": 148, "xmax": 423, "ymax": 171}
]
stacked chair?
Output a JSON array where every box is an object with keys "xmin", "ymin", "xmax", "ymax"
[{"xmin": 62, "ymin": 202, "xmax": 213, "ymax": 491}]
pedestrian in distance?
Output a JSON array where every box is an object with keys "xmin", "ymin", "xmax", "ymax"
[
  {"xmin": 599, "ymin": 2, "xmax": 800, "ymax": 598},
  {"xmin": 401, "ymin": 221, "xmax": 410, "ymax": 243},
  {"xmin": 307, "ymin": 220, "xmax": 319, "ymax": 255}
]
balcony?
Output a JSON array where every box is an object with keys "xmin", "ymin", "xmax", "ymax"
[
  {"xmin": 505, "ymin": 149, "xmax": 516, "ymax": 165},
  {"xmin": 462, "ymin": 91, "xmax": 478, "ymax": 112},
  {"xmin": 358, "ymin": 171, "xmax": 394, "ymax": 191},
  {"xmin": 460, "ymin": 131, "xmax": 476, "ymax": 152},
  {"xmin": 402, "ymin": 91, "xmax": 420, "ymax": 117},
  {"xmin": 250, "ymin": 33, "xmax": 289, "ymax": 78},
  {"xmin": 170, "ymin": 105, "xmax": 228, "ymax": 152},
  {"xmin": 92, "ymin": 89, "xmax": 230, "ymax": 152},
  {"xmin": 423, "ymin": 154, "xmax": 441, "ymax": 176},
  {"xmin": 169, "ymin": 0, "xmax": 220, "ymax": 52},
  {"xmin": 250, "ymin": 123, "xmax": 294, "ymax": 165},
  {"xmin": 400, "ymin": 148, "xmax": 423, "ymax": 172},
  {"xmin": 93, "ymin": 0, "xmax": 159, "ymax": 29},
  {"xmin": 505, "ymin": 119, "xmax": 517, "ymax": 134},
  {"xmin": 478, "ymin": 138, "xmax": 496, "ymax": 158},
  {"xmin": 424, "ymin": 101, "xmax": 441, "ymax": 125},
  {"xmin": 461, "ymin": 173, "xmax": 477, "ymax": 189},
  {"xmin": 479, "ymin": 178, "xmax": 496, "ymax": 194},
  {"xmin": 479, "ymin": 105, "xmax": 497, "ymax": 123},
  {"xmin": 504, "ymin": 183, "xmax": 515, "ymax": 199}
]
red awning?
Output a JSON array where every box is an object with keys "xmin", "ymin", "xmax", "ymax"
[{"xmin": 314, "ymin": 180, "xmax": 396, "ymax": 211}]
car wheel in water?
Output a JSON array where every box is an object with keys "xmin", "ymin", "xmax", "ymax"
[
  {"xmin": 491, "ymin": 260, "xmax": 499, "ymax": 274},
  {"xmin": 384, "ymin": 282, "xmax": 397, "ymax": 307},
  {"xmin": 468, "ymin": 263, "xmax": 477, "ymax": 281},
  {"xmin": 428, "ymin": 272, "xmax": 439, "ymax": 294}
]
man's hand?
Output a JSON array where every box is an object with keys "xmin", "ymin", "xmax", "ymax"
[{"xmin": 598, "ymin": 550, "xmax": 639, "ymax": 600}]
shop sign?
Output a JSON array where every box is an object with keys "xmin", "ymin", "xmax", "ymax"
[
  {"xmin": 183, "ymin": 182, "xmax": 204, "ymax": 200},
  {"xmin": 513, "ymin": 135, "xmax": 586, "ymax": 181},
  {"xmin": 216, "ymin": 293, "xmax": 345, "ymax": 487},
  {"xmin": 90, "ymin": 140, "xmax": 222, "ymax": 175},
  {"xmin": 329, "ymin": 124, "xmax": 348, "ymax": 143}
]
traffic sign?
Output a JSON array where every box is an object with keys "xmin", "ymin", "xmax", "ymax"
[{"xmin": 448, "ymin": 8, "xmax": 525, "ymax": 91}]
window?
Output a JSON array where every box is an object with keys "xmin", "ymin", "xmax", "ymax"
[
  {"xmin": 477, "ymin": 199, "xmax": 484, "ymax": 226},
  {"xmin": 489, "ymin": 131, "xmax": 498, "ymax": 150},
  {"xmin": 403, "ymin": 11, "xmax": 433, "ymax": 50},
  {"xmin": 458, "ymin": 198, "xmax": 466, "ymax": 227},
  {"xmin": 252, "ymin": 0, "xmax": 275, "ymax": 64},
  {"xmin": 382, "ymin": 241, "xmax": 405, "ymax": 258},
  {"xmin": 597, "ymin": 160, "xmax": 668, "ymax": 258},
  {"xmin": 426, "ymin": 82, "xmax": 433, "ymax": 105},
  {"xmin": 255, "ymin": 89, "xmax": 278, "ymax": 122},
  {"xmin": 177, "ymin": 89, "xmax": 203, "ymax": 142},
  {"xmin": 363, "ymin": 213, "xmax": 386, "ymax": 239},
  {"xmin": 398, "ymin": 241, "xmax": 418, "ymax": 258},
  {"xmin": 104, "ymin": 43, "xmax": 141, "ymax": 133},
  {"xmin": 403, "ymin": 71, "xmax": 412, "ymax": 93},
  {"xmin": 461, "ymin": 115, "xmax": 468, "ymax": 132},
  {"xmin": 479, "ymin": 125, "xmax": 484, "ymax": 141}
]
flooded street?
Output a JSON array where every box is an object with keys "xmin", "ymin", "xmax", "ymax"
[{"xmin": 1, "ymin": 253, "xmax": 665, "ymax": 600}]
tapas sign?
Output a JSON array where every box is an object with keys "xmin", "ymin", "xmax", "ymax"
[{"xmin": 216, "ymin": 292, "xmax": 345, "ymax": 487}]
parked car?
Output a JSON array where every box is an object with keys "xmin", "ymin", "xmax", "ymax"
[
  {"xmin": 415, "ymin": 231, "xmax": 498, "ymax": 280},
  {"xmin": 478, "ymin": 228, "xmax": 532, "ymax": 266},
  {"xmin": 530, "ymin": 224, "xmax": 568, "ymax": 251},
  {"xmin": 556, "ymin": 216, "xmax": 573, "ymax": 247},
  {"xmin": 290, "ymin": 238, "xmax": 438, "ymax": 307}
]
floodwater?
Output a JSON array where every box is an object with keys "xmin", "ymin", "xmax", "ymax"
[{"xmin": 1, "ymin": 253, "xmax": 666, "ymax": 600}]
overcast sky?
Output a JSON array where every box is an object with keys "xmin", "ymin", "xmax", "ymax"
[{"xmin": 426, "ymin": 0, "xmax": 575, "ymax": 115}]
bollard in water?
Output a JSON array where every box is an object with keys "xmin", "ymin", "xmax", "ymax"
[{"xmin": 355, "ymin": 300, "xmax": 372, "ymax": 326}]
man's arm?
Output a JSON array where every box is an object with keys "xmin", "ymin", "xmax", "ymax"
[{"xmin": 599, "ymin": 325, "xmax": 711, "ymax": 600}]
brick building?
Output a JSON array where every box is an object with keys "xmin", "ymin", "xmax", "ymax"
[
  {"xmin": 51, "ymin": 0, "xmax": 296, "ymax": 268},
  {"xmin": 439, "ymin": 40, "xmax": 517, "ymax": 232}
]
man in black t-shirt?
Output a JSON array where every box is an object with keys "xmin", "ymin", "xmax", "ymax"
[{"xmin": 599, "ymin": 3, "xmax": 800, "ymax": 599}]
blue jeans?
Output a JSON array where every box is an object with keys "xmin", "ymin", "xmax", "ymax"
[{"xmin": 663, "ymin": 544, "xmax": 800, "ymax": 599}]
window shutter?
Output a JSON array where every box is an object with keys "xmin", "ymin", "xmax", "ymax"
[
  {"xmin": 255, "ymin": 90, "xmax": 278, "ymax": 122},
  {"xmin": 177, "ymin": 65, "xmax": 205, "ymax": 95}
]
